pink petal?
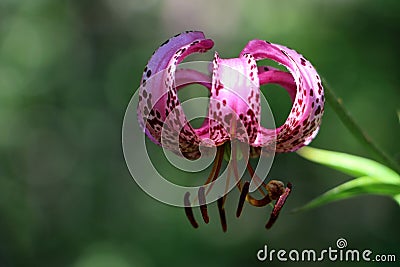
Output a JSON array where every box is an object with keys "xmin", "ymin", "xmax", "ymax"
[
  {"xmin": 137, "ymin": 31, "xmax": 214, "ymax": 159},
  {"xmin": 241, "ymin": 40, "xmax": 324, "ymax": 152},
  {"xmin": 209, "ymin": 52, "xmax": 260, "ymax": 145},
  {"xmin": 175, "ymin": 69, "xmax": 212, "ymax": 141},
  {"xmin": 257, "ymin": 66, "xmax": 296, "ymax": 102}
]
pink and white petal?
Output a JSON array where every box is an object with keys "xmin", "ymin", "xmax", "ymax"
[
  {"xmin": 209, "ymin": 52, "xmax": 260, "ymax": 145},
  {"xmin": 175, "ymin": 68, "xmax": 212, "ymax": 141},
  {"xmin": 175, "ymin": 68, "xmax": 212, "ymax": 92},
  {"xmin": 241, "ymin": 40, "xmax": 324, "ymax": 152},
  {"xmin": 161, "ymin": 68, "xmax": 213, "ymax": 159},
  {"xmin": 137, "ymin": 31, "xmax": 214, "ymax": 159}
]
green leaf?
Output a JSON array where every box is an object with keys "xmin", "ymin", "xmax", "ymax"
[
  {"xmin": 297, "ymin": 147, "xmax": 400, "ymax": 184},
  {"xmin": 397, "ymin": 110, "xmax": 400, "ymax": 124},
  {"xmin": 296, "ymin": 147, "xmax": 400, "ymax": 211},
  {"xmin": 394, "ymin": 194, "xmax": 400, "ymax": 206},
  {"xmin": 296, "ymin": 176, "xmax": 400, "ymax": 211},
  {"xmin": 323, "ymin": 80, "xmax": 400, "ymax": 173}
]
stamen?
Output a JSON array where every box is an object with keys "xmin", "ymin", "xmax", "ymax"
[
  {"xmin": 205, "ymin": 145, "xmax": 225, "ymax": 195},
  {"xmin": 183, "ymin": 138, "xmax": 291, "ymax": 231},
  {"xmin": 217, "ymin": 196, "xmax": 227, "ymax": 232},
  {"xmin": 184, "ymin": 145, "xmax": 225, "ymax": 229},
  {"xmin": 232, "ymin": 143, "xmax": 272, "ymax": 208},
  {"xmin": 198, "ymin": 187, "xmax": 209, "ymax": 223},
  {"xmin": 266, "ymin": 183, "xmax": 292, "ymax": 229},
  {"xmin": 246, "ymin": 193, "xmax": 272, "ymax": 207},
  {"xmin": 245, "ymin": 162, "xmax": 267, "ymax": 197},
  {"xmin": 191, "ymin": 145, "xmax": 224, "ymax": 205},
  {"xmin": 231, "ymin": 141, "xmax": 241, "ymax": 187},
  {"xmin": 204, "ymin": 145, "xmax": 225, "ymax": 185},
  {"xmin": 224, "ymin": 161, "xmax": 232, "ymax": 195},
  {"xmin": 184, "ymin": 192, "xmax": 199, "ymax": 229},
  {"xmin": 265, "ymin": 180, "xmax": 285, "ymax": 200},
  {"xmin": 236, "ymin": 181, "xmax": 249, "ymax": 217}
]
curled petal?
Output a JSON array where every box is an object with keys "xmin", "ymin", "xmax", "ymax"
[
  {"xmin": 137, "ymin": 31, "xmax": 214, "ymax": 159},
  {"xmin": 241, "ymin": 40, "xmax": 324, "ymax": 152},
  {"xmin": 209, "ymin": 52, "xmax": 260, "ymax": 145},
  {"xmin": 257, "ymin": 66, "xmax": 296, "ymax": 102}
]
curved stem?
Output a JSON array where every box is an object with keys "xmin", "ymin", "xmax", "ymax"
[{"xmin": 322, "ymin": 78, "xmax": 400, "ymax": 173}]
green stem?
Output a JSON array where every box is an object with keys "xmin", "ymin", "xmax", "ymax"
[{"xmin": 322, "ymin": 78, "xmax": 400, "ymax": 174}]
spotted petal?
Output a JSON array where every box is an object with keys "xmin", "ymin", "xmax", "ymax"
[
  {"xmin": 241, "ymin": 40, "xmax": 324, "ymax": 152},
  {"xmin": 137, "ymin": 31, "xmax": 214, "ymax": 159},
  {"xmin": 209, "ymin": 52, "xmax": 260, "ymax": 145}
]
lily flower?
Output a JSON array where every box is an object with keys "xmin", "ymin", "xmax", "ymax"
[{"xmin": 137, "ymin": 31, "xmax": 324, "ymax": 231}]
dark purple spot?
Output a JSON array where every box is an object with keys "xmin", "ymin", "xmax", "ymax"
[
  {"xmin": 298, "ymin": 99, "xmax": 303, "ymax": 105},
  {"xmin": 161, "ymin": 39, "xmax": 170, "ymax": 46},
  {"xmin": 315, "ymin": 105, "xmax": 321, "ymax": 115},
  {"xmin": 215, "ymin": 81, "xmax": 223, "ymax": 96}
]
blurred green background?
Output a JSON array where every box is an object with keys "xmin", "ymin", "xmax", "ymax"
[{"xmin": 0, "ymin": 0, "xmax": 399, "ymax": 266}]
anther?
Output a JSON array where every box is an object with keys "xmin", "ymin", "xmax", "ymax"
[
  {"xmin": 184, "ymin": 192, "xmax": 199, "ymax": 229},
  {"xmin": 266, "ymin": 183, "xmax": 292, "ymax": 229},
  {"xmin": 266, "ymin": 180, "xmax": 285, "ymax": 200},
  {"xmin": 198, "ymin": 187, "xmax": 209, "ymax": 223},
  {"xmin": 217, "ymin": 197, "xmax": 227, "ymax": 232},
  {"xmin": 236, "ymin": 181, "xmax": 250, "ymax": 217}
]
